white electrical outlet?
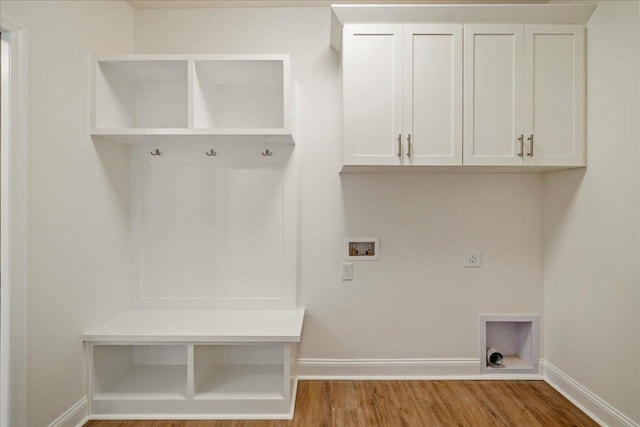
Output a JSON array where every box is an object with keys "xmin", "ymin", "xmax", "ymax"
[
  {"xmin": 464, "ymin": 250, "xmax": 481, "ymax": 268},
  {"xmin": 342, "ymin": 263, "xmax": 353, "ymax": 281}
]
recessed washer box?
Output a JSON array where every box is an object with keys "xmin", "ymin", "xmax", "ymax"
[
  {"xmin": 480, "ymin": 314, "xmax": 540, "ymax": 375},
  {"xmin": 344, "ymin": 238, "xmax": 380, "ymax": 261}
]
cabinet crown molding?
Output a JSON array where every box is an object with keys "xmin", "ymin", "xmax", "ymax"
[{"xmin": 330, "ymin": 3, "xmax": 596, "ymax": 51}]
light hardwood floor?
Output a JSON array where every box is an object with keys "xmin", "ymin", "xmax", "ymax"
[{"xmin": 84, "ymin": 380, "xmax": 598, "ymax": 427}]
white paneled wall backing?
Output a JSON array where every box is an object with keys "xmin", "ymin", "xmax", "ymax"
[{"xmin": 132, "ymin": 143, "xmax": 298, "ymax": 310}]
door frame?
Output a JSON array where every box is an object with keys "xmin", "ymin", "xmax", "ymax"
[{"xmin": 0, "ymin": 14, "xmax": 28, "ymax": 427}]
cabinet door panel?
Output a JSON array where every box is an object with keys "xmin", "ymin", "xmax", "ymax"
[
  {"xmin": 464, "ymin": 26, "xmax": 523, "ymax": 166},
  {"xmin": 524, "ymin": 26, "xmax": 585, "ymax": 166},
  {"xmin": 404, "ymin": 25, "xmax": 462, "ymax": 166},
  {"xmin": 343, "ymin": 25, "xmax": 403, "ymax": 165}
]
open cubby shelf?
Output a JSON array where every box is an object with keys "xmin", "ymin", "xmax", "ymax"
[
  {"xmin": 91, "ymin": 344, "xmax": 287, "ymax": 401},
  {"xmin": 193, "ymin": 59, "xmax": 284, "ymax": 129},
  {"xmin": 193, "ymin": 344, "xmax": 286, "ymax": 400},
  {"xmin": 94, "ymin": 365, "xmax": 188, "ymax": 401},
  {"xmin": 94, "ymin": 59, "xmax": 189, "ymax": 130},
  {"xmin": 92, "ymin": 344, "xmax": 189, "ymax": 400},
  {"xmin": 91, "ymin": 55, "xmax": 293, "ymax": 144},
  {"xmin": 195, "ymin": 364, "xmax": 285, "ymax": 400}
]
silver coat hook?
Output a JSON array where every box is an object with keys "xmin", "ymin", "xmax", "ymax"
[
  {"xmin": 150, "ymin": 149, "xmax": 161, "ymax": 156},
  {"xmin": 205, "ymin": 149, "xmax": 217, "ymax": 156},
  {"xmin": 261, "ymin": 149, "xmax": 273, "ymax": 157}
]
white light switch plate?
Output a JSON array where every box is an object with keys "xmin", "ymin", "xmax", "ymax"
[{"xmin": 342, "ymin": 263, "xmax": 353, "ymax": 281}]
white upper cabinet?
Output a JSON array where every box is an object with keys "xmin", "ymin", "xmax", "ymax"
[
  {"xmin": 342, "ymin": 25, "xmax": 403, "ymax": 166},
  {"xmin": 464, "ymin": 25, "xmax": 585, "ymax": 167},
  {"xmin": 523, "ymin": 26, "xmax": 585, "ymax": 166},
  {"xmin": 342, "ymin": 24, "xmax": 462, "ymax": 167},
  {"xmin": 463, "ymin": 26, "xmax": 523, "ymax": 166},
  {"xmin": 91, "ymin": 55, "xmax": 294, "ymax": 144},
  {"xmin": 404, "ymin": 25, "xmax": 462, "ymax": 166},
  {"xmin": 334, "ymin": 3, "xmax": 593, "ymax": 172}
]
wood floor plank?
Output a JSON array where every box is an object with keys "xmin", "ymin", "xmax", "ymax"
[
  {"xmin": 330, "ymin": 381, "xmax": 359, "ymax": 410},
  {"xmin": 331, "ymin": 408, "xmax": 367, "ymax": 427},
  {"xmin": 83, "ymin": 380, "xmax": 599, "ymax": 427},
  {"xmin": 290, "ymin": 380, "xmax": 331, "ymax": 427},
  {"xmin": 402, "ymin": 381, "xmax": 444, "ymax": 426},
  {"xmin": 521, "ymin": 381, "xmax": 598, "ymax": 427}
]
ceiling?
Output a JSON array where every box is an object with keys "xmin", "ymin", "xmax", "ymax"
[{"xmin": 128, "ymin": 0, "xmax": 552, "ymax": 10}]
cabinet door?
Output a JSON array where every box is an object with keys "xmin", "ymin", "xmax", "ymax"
[
  {"xmin": 464, "ymin": 25, "xmax": 524, "ymax": 166},
  {"xmin": 523, "ymin": 26, "xmax": 585, "ymax": 166},
  {"xmin": 403, "ymin": 25, "xmax": 462, "ymax": 166},
  {"xmin": 343, "ymin": 25, "xmax": 403, "ymax": 166}
]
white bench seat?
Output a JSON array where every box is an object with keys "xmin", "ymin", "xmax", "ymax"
[
  {"xmin": 83, "ymin": 309, "xmax": 305, "ymax": 419},
  {"xmin": 83, "ymin": 309, "xmax": 305, "ymax": 343}
]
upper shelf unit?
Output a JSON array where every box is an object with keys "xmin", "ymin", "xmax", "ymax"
[{"xmin": 91, "ymin": 55, "xmax": 294, "ymax": 144}]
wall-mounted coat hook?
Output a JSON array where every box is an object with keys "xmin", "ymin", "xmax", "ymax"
[
  {"xmin": 205, "ymin": 149, "xmax": 217, "ymax": 156},
  {"xmin": 261, "ymin": 149, "xmax": 273, "ymax": 157},
  {"xmin": 150, "ymin": 149, "xmax": 161, "ymax": 156}
]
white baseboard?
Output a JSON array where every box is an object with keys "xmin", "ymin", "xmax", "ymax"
[
  {"xmin": 87, "ymin": 413, "xmax": 293, "ymax": 421},
  {"xmin": 296, "ymin": 358, "xmax": 543, "ymax": 380},
  {"xmin": 59, "ymin": 360, "xmax": 637, "ymax": 427},
  {"xmin": 543, "ymin": 360, "xmax": 638, "ymax": 427},
  {"xmin": 47, "ymin": 397, "xmax": 88, "ymax": 427}
]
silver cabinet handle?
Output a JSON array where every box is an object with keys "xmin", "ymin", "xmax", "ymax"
[
  {"xmin": 517, "ymin": 135, "xmax": 524, "ymax": 157},
  {"xmin": 397, "ymin": 134, "xmax": 402, "ymax": 158},
  {"xmin": 527, "ymin": 134, "xmax": 534, "ymax": 157},
  {"xmin": 407, "ymin": 134, "xmax": 412, "ymax": 158}
]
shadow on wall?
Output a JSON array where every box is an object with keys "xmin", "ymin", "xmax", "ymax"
[
  {"xmin": 338, "ymin": 172, "xmax": 469, "ymax": 232},
  {"xmin": 92, "ymin": 136, "xmax": 131, "ymax": 215},
  {"xmin": 338, "ymin": 171, "xmax": 547, "ymax": 247},
  {"xmin": 298, "ymin": 311, "xmax": 352, "ymax": 358},
  {"xmin": 340, "ymin": 173, "xmax": 415, "ymax": 236},
  {"xmin": 542, "ymin": 168, "xmax": 587, "ymax": 247}
]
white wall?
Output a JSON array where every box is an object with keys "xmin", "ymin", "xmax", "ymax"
[
  {"xmin": 543, "ymin": 0, "xmax": 640, "ymax": 423},
  {"xmin": 1, "ymin": 1, "xmax": 134, "ymax": 426},
  {"xmin": 135, "ymin": 7, "xmax": 544, "ymax": 361}
]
